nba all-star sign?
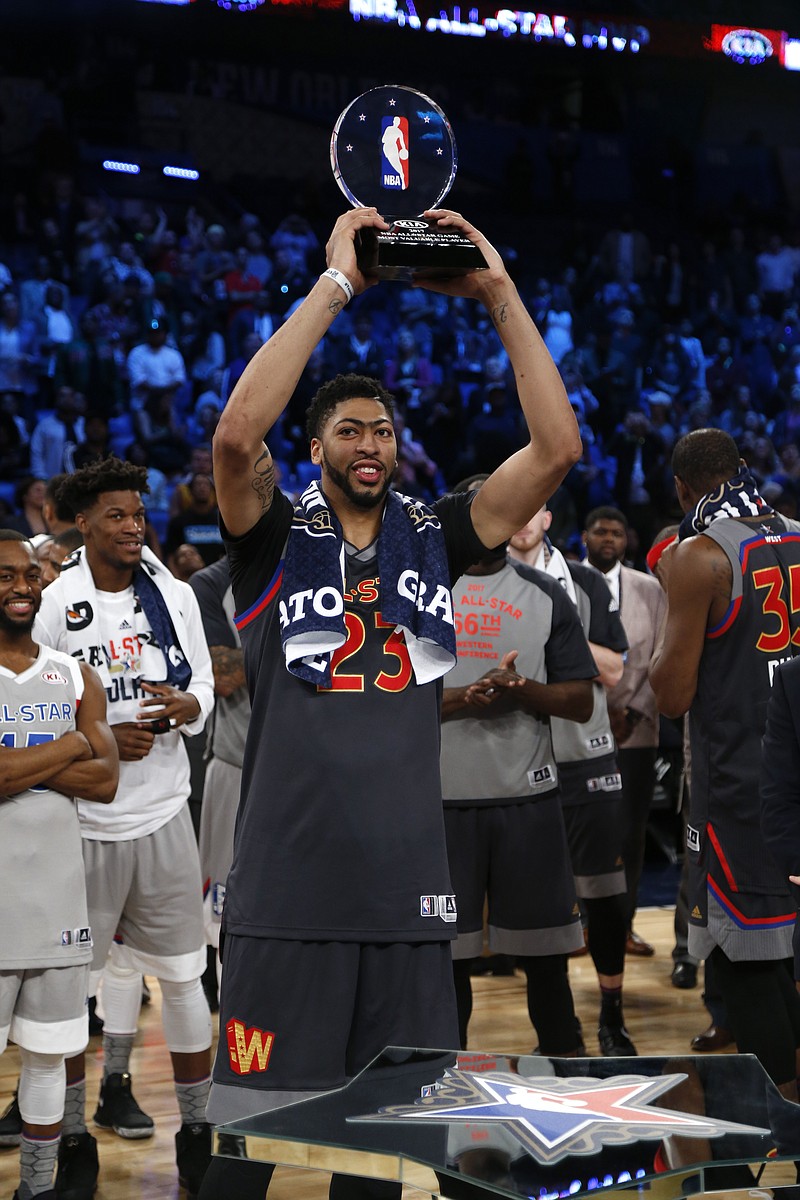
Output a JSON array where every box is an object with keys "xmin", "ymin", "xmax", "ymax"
[{"xmin": 354, "ymin": 1070, "xmax": 769, "ymax": 1164}]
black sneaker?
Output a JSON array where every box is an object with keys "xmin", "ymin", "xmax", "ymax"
[
  {"xmin": 175, "ymin": 1121, "xmax": 212, "ymax": 1197},
  {"xmin": 598, "ymin": 1024, "xmax": 638, "ymax": 1057},
  {"xmin": 55, "ymin": 1130, "xmax": 99, "ymax": 1199},
  {"xmin": 93, "ymin": 1073, "xmax": 154, "ymax": 1139},
  {"xmin": 0, "ymin": 1090, "xmax": 21, "ymax": 1146}
]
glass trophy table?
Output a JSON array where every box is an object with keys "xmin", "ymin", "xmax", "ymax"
[{"xmin": 214, "ymin": 1047, "xmax": 800, "ymax": 1198}]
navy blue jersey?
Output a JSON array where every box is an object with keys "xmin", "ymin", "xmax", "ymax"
[{"xmin": 223, "ymin": 488, "xmax": 486, "ymax": 942}]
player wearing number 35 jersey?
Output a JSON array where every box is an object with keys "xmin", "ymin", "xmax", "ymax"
[{"xmin": 650, "ymin": 428, "xmax": 800, "ymax": 1096}]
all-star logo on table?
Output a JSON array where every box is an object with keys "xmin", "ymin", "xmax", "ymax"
[
  {"xmin": 330, "ymin": 85, "xmax": 487, "ymax": 279},
  {"xmin": 354, "ymin": 1070, "xmax": 769, "ymax": 1165}
]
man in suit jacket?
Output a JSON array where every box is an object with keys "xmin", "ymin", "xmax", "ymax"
[{"xmin": 583, "ymin": 506, "xmax": 666, "ymax": 957}]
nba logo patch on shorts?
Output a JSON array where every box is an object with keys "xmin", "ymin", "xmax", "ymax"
[{"xmin": 212, "ymin": 882, "xmax": 226, "ymax": 918}]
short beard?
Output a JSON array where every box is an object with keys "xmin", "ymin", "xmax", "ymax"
[
  {"xmin": 0, "ymin": 609, "xmax": 35, "ymax": 635},
  {"xmin": 323, "ymin": 458, "xmax": 393, "ymax": 510}
]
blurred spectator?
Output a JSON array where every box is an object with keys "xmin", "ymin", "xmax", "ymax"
[
  {"xmin": 748, "ymin": 434, "xmax": 780, "ymax": 490},
  {"xmin": 125, "ymin": 439, "xmax": 170, "ymax": 513},
  {"xmin": 39, "ymin": 282, "xmax": 74, "ymax": 385},
  {"xmin": 180, "ymin": 311, "xmax": 225, "ymax": 394},
  {"xmin": 223, "ymin": 245, "xmax": 261, "ymax": 323},
  {"xmin": 332, "ymin": 310, "xmax": 384, "ymax": 379},
  {"xmin": 0, "ymin": 404, "xmax": 28, "ymax": 478},
  {"xmin": 164, "ymin": 473, "xmax": 223, "ymax": 568},
  {"xmin": 74, "ymin": 196, "xmax": 118, "ymax": 286},
  {"xmin": 269, "ymin": 213, "xmax": 319, "ymax": 272},
  {"xmin": 723, "ymin": 227, "xmax": 758, "ymax": 310},
  {"xmin": 679, "ymin": 318, "xmax": 706, "ymax": 391},
  {"xmin": 268, "ymin": 245, "xmax": 309, "ymax": 317},
  {"xmin": 186, "ymin": 394, "xmax": 222, "ymax": 447},
  {"xmin": 646, "ymin": 326, "xmax": 693, "ymax": 402},
  {"xmin": 105, "ymin": 239, "xmax": 154, "ymax": 295},
  {"xmin": 169, "ymin": 543, "xmax": 206, "ymax": 583},
  {"xmin": 5, "ymin": 476, "xmax": 48, "ymax": 537},
  {"xmin": 391, "ymin": 410, "xmax": 444, "ymax": 503},
  {"xmin": 738, "ymin": 293, "xmax": 777, "ymax": 407},
  {"xmin": 243, "ymin": 228, "xmax": 272, "ymax": 287},
  {"xmin": 72, "ymin": 412, "xmax": 111, "ymax": 469},
  {"xmin": 41, "ymin": 473, "xmax": 75, "ymax": 536},
  {"xmin": 127, "ymin": 317, "xmax": 187, "ymax": 410},
  {"xmin": 652, "ymin": 241, "xmax": 686, "ymax": 321},
  {"xmin": 706, "ymin": 336, "xmax": 749, "ymax": 409},
  {"xmin": 597, "ymin": 213, "xmax": 651, "ymax": 282},
  {"xmin": 40, "ymin": 525, "xmax": 84, "ymax": 588},
  {"xmin": 19, "ymin": 255, "xmax": 63, "ymax": 326},
  {"xmin": 542, "ymin": 285, "xmax": 574, "ymax": 366},
  {"xmin": 466, "ymin": 384, "xmax": 524, "ymax": 474},
  {"xmin": 771, "ymin": 385, "xmax": 800, "ymax": 447},
  {"xmin": 196, "ymin": 224, "xmax": 234, "ymax": 301},
  {"xmin": 0, "ymin": 292, "xmax": 39, "ymax": 403},
  {"xmin": 607, "ymin": 410, "xmax": 669, "ymax": 547},
  {"xmin": 644, "ymin": 391, "xmax": 677, "ymax": 451},
  {"xmin": 133, "ymin": 387, "xmax": 190, "ymax": 475},
  {"xmin": 29, "ymin": 385, "xmax": 85, "ymax": 477},
  {"xmin": 756, "ymin": 233, "xmax": 797, "ymax": 317},
  {"xmin": 54, "ymin": 310, "xmax": 123, "ymax": 413},
  {"xmin": 228, "ymin": 290, "xmax": 275, "ymax": 357},
  {"xmin": 384, "ymin": 327, "xmax": 435, "ymax": 414}
]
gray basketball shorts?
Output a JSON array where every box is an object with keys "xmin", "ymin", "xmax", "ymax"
[
  {"xmin": 199, "ymin": 757, "xmax": 241, "ymax": 948},
  {"xmin": 82, "ymin": 804, "xmax": 205, "ymax": 988},
  {"xmin": 444, "ymin": 796, "xmax": 583, "ymax": 959},
  {"xmin": 0, "ymin": 964, "xmax": 89, "ymax": 1055}
]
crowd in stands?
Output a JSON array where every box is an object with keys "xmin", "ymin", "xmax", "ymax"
[{"xmin": 3, "ymin": 173, "xmax": 800, "ymax": 564}]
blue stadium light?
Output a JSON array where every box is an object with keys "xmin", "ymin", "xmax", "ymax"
[
  {"xmin": 163, "ymin": 166, "xmax": 200, "ymax": 180},
  {"xmin": 102, "ymin": 160, "xmax": 141, "ymax": 174}
]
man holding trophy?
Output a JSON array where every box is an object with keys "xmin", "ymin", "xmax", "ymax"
[{"xmin": 200, "ymin": 88, "xmax": 581, "ymax": 1200}]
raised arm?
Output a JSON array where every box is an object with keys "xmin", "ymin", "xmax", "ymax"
[
  {"xmin": 212, "ymin": 208, "xmax": 389, "ymax": 536},
  {"xmin": 417, "ymin": 210, "xmax": 582, "ymax": 548}
]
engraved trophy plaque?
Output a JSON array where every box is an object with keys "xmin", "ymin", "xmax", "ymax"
[{"xmin": 331, "ymin": 84, "xmax": 487, "ymax": 279}]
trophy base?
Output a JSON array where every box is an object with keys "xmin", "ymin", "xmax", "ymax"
[{"xmin": 356, "ymin": 217, "xmax": 487, "ymax": 280}]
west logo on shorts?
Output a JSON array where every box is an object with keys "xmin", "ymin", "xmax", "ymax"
[{"xmin": 226, "ymin": 1018, "xmax": 275, "ymax": 1075}]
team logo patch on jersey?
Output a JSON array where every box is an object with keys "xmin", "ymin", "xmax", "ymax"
[
  {"xmin": 586, "ymin": 773, "xmax": 622, "ymax": 793},
  {"xmin": 587, "ymin": 734, "xmax": 612, "ymax": 752},
  {"xmin": 66, "ymin": 601, "xmax": 93, "ymax": 632},
  {"xmin": 61, "ymin": 927, "xmax": 92, "ymax": 947},
  {"xmin": 226, "ymin": 1019, "xmax": 275, "ymax": 1076},
  {"xmin": 686, "ymin": 824, "xmax": 701, "ymax": 853},
  {"xmin": 41, "ymin": 670, "xmax": 67, "ymax": 686},
  {"xmin": 420, "ymin": 895, "xmax": 457, "ymax": 922},
  {"xmin": 527, "ymin": 764, "xmax": 556, "ymax": 790}
]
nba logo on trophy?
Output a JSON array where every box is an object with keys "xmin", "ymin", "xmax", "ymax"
[{"xmin": 380, "ymin": 116, "xmax": 409, "ymax": 190}]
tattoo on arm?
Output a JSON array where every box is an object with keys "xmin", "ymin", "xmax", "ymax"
[
  {"xmin": 328, "ymin": 298, "xmax": 344, "ymax": 316},
  {"xmin": 209, "ymin": 646, "xmax": 246, "ymax": 697},
  {"xmin": 491, "ymin": 302, "xmax": 508, "ymax": 327},
  {"xmin": 251, "ymin": 449, "xmax": 275, "ymax": 511}
]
